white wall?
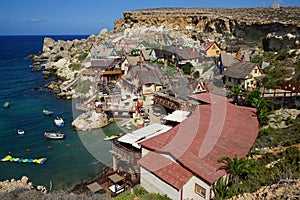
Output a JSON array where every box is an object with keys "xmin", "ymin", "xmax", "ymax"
[
  {"xmin": 140, "ymin": 167, "xmax": 180, "ymax": 200},
  {"xmin": 182, "ymin": 176, "xmax": 211, "ymax": 200}
]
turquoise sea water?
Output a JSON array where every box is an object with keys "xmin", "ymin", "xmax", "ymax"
[{"xmin": 0, "ymin": 35, "xmax": 119, "ymax": 190}]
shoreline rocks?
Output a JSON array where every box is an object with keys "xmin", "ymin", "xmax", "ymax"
[{"xmin": 0, "ymin": 176, "xmax": 46, "ymax": 194}]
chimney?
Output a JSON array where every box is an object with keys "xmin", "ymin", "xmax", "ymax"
[{"xmin": 160, "ymin": 43, "xmax": 163, "ymax": 50}]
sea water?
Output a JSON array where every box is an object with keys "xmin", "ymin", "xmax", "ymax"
[{"xmin": 0, "ymin": 35, "xmax": 121, "ymax": 190}]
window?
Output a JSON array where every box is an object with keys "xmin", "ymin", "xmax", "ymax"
[
  {"xmin": 254, "ymin": 69, "xmax": 258, "ymax": 73},
  {"xmin": 251, "ymin": 80, "xmax": 254, "ymax": 85},
  {"xmin": 228, "ymin": 77, "xmax": 231, "ymax": 82},
  {"xmin": 195, "ymin": 183, "xmax": 206, "ymax": 198},
  {"xmin": 238, "ymin": 79, "xmax": 241, "ymax": 84}
]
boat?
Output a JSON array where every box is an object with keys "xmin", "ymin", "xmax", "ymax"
[
  {"xmin": 104, "ymin": 134, "xmax": 121, "ymax": 141},
  {"xmin": 17, "ymin": 129, "xmax": 25, "ymax": 135},
  {"xmin": 1, "ymin": 155, "xmax": 47, "ymax": 165},
  {"xmin": 3, "ymin": 101, "xmax": 10, "ymax": 108},
  {"xmin": 54, "ymin": 117, "xmax": 64, "ymax": 127},
  {"xmin": 43, "ymin": 109, "xmax": 54, "ymax": 116},
  {"xmin": 44, "ymin": 132, "xmax": 65, "ymax": 140}
]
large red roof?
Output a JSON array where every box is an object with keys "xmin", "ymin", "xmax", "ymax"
[
  {"xmin": 140, "ymin": 93, "xmax": 258, "ymax": 185},
  {"xmin": 138, "ymin": 152, "xmax": 193, "ymax": 190}
]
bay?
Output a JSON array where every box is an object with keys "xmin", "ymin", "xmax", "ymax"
[{"xmin": 0, "ymin": 35, "xmax": 117, "ymax": 190}]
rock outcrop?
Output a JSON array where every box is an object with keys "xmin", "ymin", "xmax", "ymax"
[
  {"xmin": 29, "ymin": 31, "xmax": 107, "ymax": 98},
  {"xmin": 0, "ymin": 176, "xmax": 46, "ymax": 193},
  {"xmin": 114, "ymin": 7, "xmax": 300, "ymax": 50},
  {"xmin": 230, "ymin": 179, "xmax": 300, "ymax": 200}
]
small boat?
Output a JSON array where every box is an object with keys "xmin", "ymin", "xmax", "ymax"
[
  {"xmin": 44, "ymin": 132, "xmax": 65, "ymax": 140},
  {"xmin": 3, "ymin": 101, "xmax": 10, "ymax": 108},
  {"xmin": 104, "ymin": 134, "xmax": 121, "ymax": 141},
  {"xmin": 17, "ymin": 129, "xmax": 25, "ymax": 135},
  {"xmin": 43, "ymin": 109, "xmax": 54, "ymax": 116},
  {"xmin": 54, "ymin": 117, "xmax": 64, "ymax": 127}
]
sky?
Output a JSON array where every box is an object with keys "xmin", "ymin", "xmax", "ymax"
[{"xmin": 0, "ymin": 0, "xmax": 299, "ymax": 35}]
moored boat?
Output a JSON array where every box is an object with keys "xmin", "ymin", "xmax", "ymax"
[
  {"xmin": 3, "ymin": 101, "xmax": 10, "ymax": 108},
  {"xmin": 44, "ymin": 132, "xmax": 65, "ymax": 140},
  {"xmin": 17, "ymin": 129, "xmax": 25, "ymax": 135},
  {"xmin": 104, "ymin": 134, "xmax": 121, "ymax": 141},
  {"xmin": 54, "ymin": 117, "xmax": 64, "ymax": 127},
  {"xmin": 43, "ymin": 109, "xmax": 54, "ymax": 116}
]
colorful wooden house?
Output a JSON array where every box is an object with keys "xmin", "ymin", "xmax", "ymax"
[
  {"xmin": 205, "ymin": 41, "xmax": 221, "ymax": 57},
  {"xmin": 222, "ymin": 62, "xmax": 264, "ymax": 90}
]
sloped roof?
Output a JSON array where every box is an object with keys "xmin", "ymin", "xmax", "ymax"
[
  {"xmin": 141, "ymin": 49, "xmax": 152, "ymax": 60},
  {"xmin": 91, "ymin": 44, "xmax": 115, "ymax": 58},
  {"xmin": 87, "ymin": 182, "xmax": 103, "ymax": 193},
  {"xmin": 205, "ymin": 41, "xmax": 220, "ymax": 51},
  {"xmin": 90, "ymin": 59, "xmax": 114, "ymax": 69},
  {"xmin": 138, "ymin": 152, "xmax": 193, "ymax": 190},
  {"xmin": 140, "ymin": 93, "xmax": 258, "ymax": 185},
  {"xmin": 163, "ymin": 110, "xmax": 190, "ymax": 123},
  {"xmin": 118, "ymin": 123, "xmax": 172, "ymax": 149},
  {"xmin": 220, "ymin": 51, "xmax": 239, "ymax": 67},
  {"xmin": 222, "ymin": 62, "xmax": 259, "ymax": 79},
  {"xmin": 153, "ymin": 46, "xmax": 201, "ymax": 60},
  {"xmin": 126, "ymin": 56, "xmax": 139, "ymax": 66},
  {"xmin": 138, "ymin": 70, "xmax": 162, "ymax": 85}
]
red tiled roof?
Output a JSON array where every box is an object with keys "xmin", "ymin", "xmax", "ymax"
[
  {"xmin": 140, "ymin": 93, "xmax": 258, "ymax": 184},
  {"xmin": 188, "ymin": 93, "xmax": 214, "ymax": 104},
  {"xmin": 138, "ymin": 152, "xmax": 193, "ymax": 190}
]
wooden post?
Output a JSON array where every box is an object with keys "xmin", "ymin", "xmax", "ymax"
[{"xmin": 113, "ymin": 155, "xmax": 118, "ymax": 171}]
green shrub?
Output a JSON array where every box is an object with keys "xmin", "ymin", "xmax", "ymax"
[
  {"xmin": 245, "ymin": 90, "xmax": 261, "ymax": 106},
  {"xmin": 182, "ymin": 62, "xmax": 194, "ymax": 75},
  {"xmin": 75, "ymin": 79, "xmax": 92, "ymax": 94},
  {"xmin": 78, "ymin": 52, "xmax": 88, "ymax": 62},
  {"xmin": 193, "ymin": 71, "xmax": 200, "ymax": 79},
  {"xmin": 69, "ymin": 63, "xmax": 82, "ymax": 71}
]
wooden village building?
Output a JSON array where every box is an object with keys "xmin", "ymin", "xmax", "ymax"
[
  {"xmin": 150, "ymin": 46, "xmax": 202, "ymax": 67},
  {"xmin": 205, "ymin": 41, "xmax": 221, "ymax": 57},
  {"xmin": 222, "ymin": 62, "xmax": 264, "ymax": 90},
  {"xmin": 138, "ymin": 93, "xmax": 259, "ymax": 200}
]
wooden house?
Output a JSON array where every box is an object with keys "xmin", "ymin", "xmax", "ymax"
[
  {"xmin": 222, "ymin": 62, "xmax": 264, "ymax": 90},
  {"xmin": 90, "ymin": 44, "xmax": 118, "ymax": 59},
  {"xmin": 121, "ymin": 56, "xmax": 140, "ymax": 75},
  {"xmin": 150, "ymin": 46, "xmax": 201, "ymax": 67},
  {"xmin": 205, "ymin": 41, "xmax": 221, "ymax": 57},
  {"xmin": 138, "ymin": 70, "xmax": 163, "ymax": 96},
  {"xmin": 114, "ymin": 38, "xmax": 138, "ymax": 53}
]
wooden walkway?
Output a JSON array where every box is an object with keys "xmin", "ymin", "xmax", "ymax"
[{"xmin": 262, "ymin": 91, "xmax": 300, "ymax": 98}]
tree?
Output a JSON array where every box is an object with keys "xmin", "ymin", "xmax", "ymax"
[
  {"xmin": 217, "ymin": 156, "xmax": 256, "ymax": 185},
  {"xmin": 182, "ymin": 62, "xmax": 193, "ymax": 75},
  {"xmin": 245, "ymin": 89, "xmax": 261, "ymax": 106},
  {"xmin": 193, "ymin": 71, "xmax": 200, "ymax": 79},
  {"xmin": 213, "ymin": 178, "xmax": 228, "ymax": 200},
  {"xmin": 227, "ymin": 87, "xmax": 244, "ymax": 105}
]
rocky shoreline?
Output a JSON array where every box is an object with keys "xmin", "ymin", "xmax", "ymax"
[{"xmin": 0, "ymin": 176, "xmax": 46, "ymax": 194}]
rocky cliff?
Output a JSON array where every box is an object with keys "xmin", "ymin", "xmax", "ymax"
[{"xmin": 114, "ymin": 7, "xmax": 300, "ymax": 50}]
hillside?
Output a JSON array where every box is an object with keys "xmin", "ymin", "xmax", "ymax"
[{"xmin": 114, "ymin": 7, "xmax": 300, "ymax": 51}]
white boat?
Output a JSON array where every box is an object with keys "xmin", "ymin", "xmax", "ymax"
[
  {"xmin": 54, "ymin": 117, "xmax": 64, "ymax": 127},
  {"xmin": 3, "ymin": 101, "xmax": 10, "ymax": 108},
  {"xmin": 44, "ymin": 132, "xmax": 65, "ymax": 140},
  {"xmin": 17, "ymin": 129, "xmax": 25, "ymax": 135}
]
